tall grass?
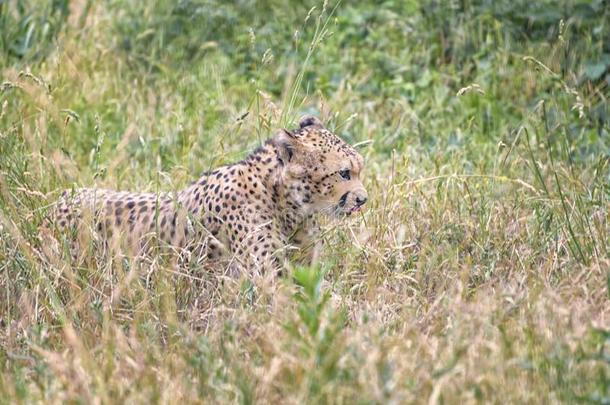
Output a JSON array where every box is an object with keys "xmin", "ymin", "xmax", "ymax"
[{"xmin": 0, "ymin": 0, "xmax": 609, "ymax": 403}]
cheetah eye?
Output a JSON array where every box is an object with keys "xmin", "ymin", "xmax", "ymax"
[{"xmin": 339, "ymin": 169, "xmax": 351, "ymax": 180}]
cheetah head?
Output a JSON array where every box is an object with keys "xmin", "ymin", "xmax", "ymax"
[{"xmin": 273, "ymin": 115, "xmax": 368, "ymax": 217}]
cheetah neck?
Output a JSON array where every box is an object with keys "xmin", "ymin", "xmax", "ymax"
[{"xmin": 246, "ymin": 143, "xmax": 313, "ymax": 237}]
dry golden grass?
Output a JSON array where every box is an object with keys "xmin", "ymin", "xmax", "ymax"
[{"xmin": 1, "ymin": 0, "xmax": 609, "ymax": 403}]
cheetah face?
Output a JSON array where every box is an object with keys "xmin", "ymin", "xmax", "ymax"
[{"xmin": 275, "ymin": 115, "xmax": 368, "ymax": 217}]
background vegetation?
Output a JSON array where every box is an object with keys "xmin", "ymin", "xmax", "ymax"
[{"xmin": 1, "ymin": 0, "xmax": 609, "ymax": 402}]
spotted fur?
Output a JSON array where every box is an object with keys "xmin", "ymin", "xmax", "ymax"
[{"xmin": 49, "ymin": 115, "xmax": 368, "ymax": 272}]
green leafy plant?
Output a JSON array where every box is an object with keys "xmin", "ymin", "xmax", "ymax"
[{"xmin": 285, "ymin": 266, "xmax": 348, "ymax": 401}]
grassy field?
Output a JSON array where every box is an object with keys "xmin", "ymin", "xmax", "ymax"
[{"xmin": 1, "ymin": 0, "xmax": 609, "ymax": 403}]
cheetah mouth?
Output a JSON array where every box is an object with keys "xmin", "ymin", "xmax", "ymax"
[{"xmin": 344, "ymin": 205, "xmax": 362, "ymax": 216}]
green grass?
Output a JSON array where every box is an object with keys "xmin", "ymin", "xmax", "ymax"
[{"xmin": 1, "ymin": 0, "xmax": 609, "ymax": 403}]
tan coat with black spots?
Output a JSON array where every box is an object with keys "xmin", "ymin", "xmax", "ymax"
[{"xmin": 48, "ymin": 116, "xmax": 368, "ymax": 273}]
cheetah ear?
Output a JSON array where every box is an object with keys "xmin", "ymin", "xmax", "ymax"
[
  {"xmin": 274, "ymin": 129, "xmax": 299, "ymax": 163},
  {"xmin": 299, "ymin": 115, "xmax": 324, "ymax": 129}
]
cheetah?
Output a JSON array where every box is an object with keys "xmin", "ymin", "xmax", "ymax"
[{"xmin": 48, "ymin": 115, "xmax": 368, "ymax": 272}]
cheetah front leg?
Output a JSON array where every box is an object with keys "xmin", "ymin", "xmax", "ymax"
[
  {"xmin": 228, "ymin": 220, "xmax": 288, "ymax": 275},
  {"xmin": 288, "ymin": 217, "xmax": 322, "ymax": 266}
]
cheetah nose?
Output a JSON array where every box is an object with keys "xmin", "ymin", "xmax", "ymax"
[{"xmin": 355, "ymin": 196, "xmax": 367, "ymax": 207}]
